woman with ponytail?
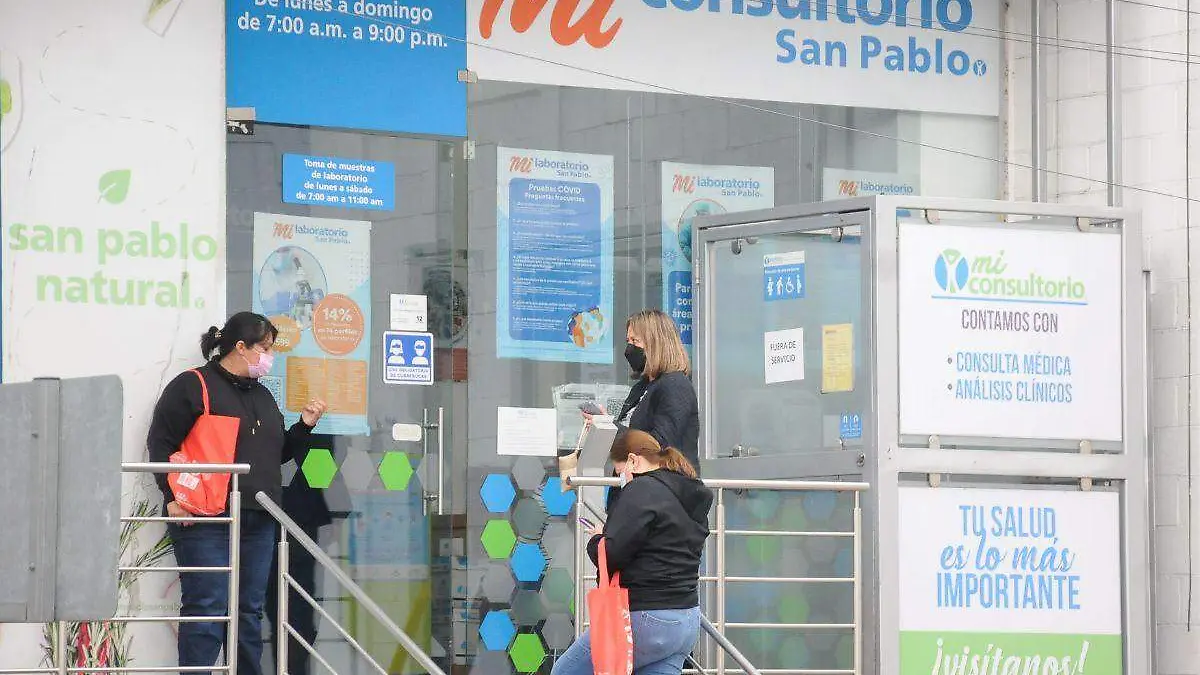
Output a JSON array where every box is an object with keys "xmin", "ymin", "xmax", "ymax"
[
  {"xmin": 552, "ymin": 430, "xmax": 712, "ymax": 675},
  {"xmin": 147, "ymin": 312, "xmax": 327, "ymax": 675}
]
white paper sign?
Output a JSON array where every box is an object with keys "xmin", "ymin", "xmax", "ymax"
[
  {"xmin": 390, "ymin": 294, "xmax": 428, "ymax": 332},
  {"xmin": 898, "ymin": 223, "xmax": 1123, "ymax": 441},
  {"xmin": 897, "ymin": 487, "xmax": 1122, "ymax": 666},
  {"xmin": 764, "ymin": 328, "xmax": 805, "ymax": 384},
  {"xmin": 497, "ymin": 407, "xmax": 558, "ymax": 457}
]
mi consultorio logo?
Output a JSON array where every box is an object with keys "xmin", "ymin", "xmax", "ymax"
[{"xmin": 933, "ymin": 249, "xmax": 1087, "ymax": 303}]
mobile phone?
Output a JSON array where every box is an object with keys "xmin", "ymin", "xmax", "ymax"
[
  {"xmin": 578, "ymin": 401, "xmax": 604, "ymax": 415},
  {"xmin": 578, "ymin": 516, "xmax": 596, "ymax": 530}
]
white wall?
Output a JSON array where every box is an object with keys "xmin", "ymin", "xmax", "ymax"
[
  {"xmin": 1008, "ymin": 0, "xmax": 1200, "ymax": 669},
  {"xmin": 0, "ymin": 0, "xmax": 225, "ymax": 668}
]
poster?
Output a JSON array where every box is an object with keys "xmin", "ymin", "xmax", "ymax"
[
  {"xmin": 227, "ymin": 0, "xmax": 466, "ymax": 136},
  {"xmin": 898, "ymin": 487, "xmax": 1122, "ymax": 674},
  {"xmin": 468, "ymin": 0, "xmax": 1001, "ymax": 117},
  {"xmin": 822, "ymin": 324, "xmax": 854, "ymax": 393},
  {"xmin": 496, "ymin": 147, "xmax": 614, "ymax": 363},
  {"xmin": 253, "ymin": 212, "xmax": 372, "ymax": 436},
  {"xmin": 661, "ymin": 163, "xmax": 775, "ymax": 345},
  {"xmin": 897, "ymin": 223, "xmax": 1123, "ymax": 441},
  {"xmin": 764, "ymin": 328, "xmax": 804, "ymax": 384},
  {"xmin": 496, "ymin": 407, "xmax": 557, "ymax": 457}
]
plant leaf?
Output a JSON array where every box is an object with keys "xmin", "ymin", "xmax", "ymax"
[
  {"xmin": 98, "ymin": 169, "xmax": 132, "ymax": 205},
  {"xmin": 0, "ymin": 79, "xmax": 11, "ymax": 118}
]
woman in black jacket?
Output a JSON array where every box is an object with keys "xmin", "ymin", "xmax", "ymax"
[
  {"xmin": 551, "ymin": 430, "xmax": 713, "ymax": 675},
  {"xmin": 147, "ymin": 312, "xmax": 327, "ymax": 675}
]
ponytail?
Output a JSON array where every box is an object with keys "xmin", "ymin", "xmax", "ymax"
[
  {"xmin": 610, "ymin": 428, "xmax": 698, "ymax": 478},
  {"xmin": 658, "ymin": 446, "xmax": 697, "ymax": 479}
]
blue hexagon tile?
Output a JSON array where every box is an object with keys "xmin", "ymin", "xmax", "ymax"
[
  {"xmin": 541, "ymin": 477, "xmax": 577, "ymax": 517},
  {"xmin": 481, "ymin": 474, "xmax": 517, "ymax": 513},
  {"xmin": 479, "ymin": 610, "xmax": 517, "ymax": 652},
  {"xmin": 509, "ymin": 542, "xmax": 548, "ymax": 583}
]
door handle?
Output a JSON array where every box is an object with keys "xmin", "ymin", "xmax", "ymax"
[{"xmin": 421, "ymin": 407, "xmax": 445, "ymax": 516}]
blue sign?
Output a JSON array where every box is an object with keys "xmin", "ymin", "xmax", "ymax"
[
  {"xmin": 764, "ymin": 251, "xmax": 806, "ymax": 301},
  {"xmin": 839, "ymin": 413, "xmax": 863, "ymax": 440},
  {"xmin": 282, "ymin": 154, "xmax": 395, "ymax": 211},
  {"xmin": 383, "ymin": 331, "xmax": 434, "ymax": 385},
  {"xmin": 665, "ymin": 271, "xmax": 693, "ymax": 345},
  {"xmin": 226, "ymin": 0, "xmax": 466, "ymax": 137}
]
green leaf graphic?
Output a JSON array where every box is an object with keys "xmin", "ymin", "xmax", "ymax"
[
  {"xmin": 0, "ymin": 79, "xmax": 12, "ymax": 118},
  {"xmin": 146, "ymin": 0, "xmax": 173, "ymax": 21},
  {"xmin": 98, "ymin": 170, "xmax": 132, "ymax": 205}
]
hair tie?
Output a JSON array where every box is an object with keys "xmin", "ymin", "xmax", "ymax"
[
  {"xmin": 215, "ymin": 329, "xmax": 223, "ymax": 339},
  {"xmin": 658, "ymin": 446, "xmax": 669, "ymax": 456}
]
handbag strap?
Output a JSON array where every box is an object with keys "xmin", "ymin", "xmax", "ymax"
[
  {"xmin": 597, "ymin": 538, "xmax": 610, "ymax": 588},
  {"xmin": 188, "ymin": 369, "xmax": 211, "ymax": 415}
]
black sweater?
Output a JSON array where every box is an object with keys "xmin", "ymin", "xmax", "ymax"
[
  {"xmin": 587, "ymin": 469, "xmax": 713, "ymax": 611},
  {"xmin": 607, "ymin": 371, "xmax": 701, "ymax": 512},
  {"xmin": 147, "ymin": 362, "xmax": 314, "ymax": 512}
]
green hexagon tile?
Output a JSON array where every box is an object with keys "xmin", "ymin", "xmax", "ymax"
[
  {"xmin": 378, "ymin": 451, "xmax": 416, "ymax": 490},
  {"xmin": 300, "ymin": 449, "xmax": 337, "ymax": 489}
]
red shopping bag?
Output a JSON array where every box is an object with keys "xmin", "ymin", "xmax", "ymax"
[
  {"xmin": 588, "ymin": 539, "xmax": 634, "ymax": 675},
  {"xmin": 167, "ymin": 370, "xmax": 242, "ymax": 516}
]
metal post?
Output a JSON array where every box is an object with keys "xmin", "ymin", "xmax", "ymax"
[
  {"xmin": 227, "ymin": 476, "xmax": 241, "ymax": 675},
  {"xmin": 1105, "ymin": 0, "xmax": 1121, "ymax": 207},
  {"xmin": 853, "ymin": 491, "xmax": 863, "ymax": 675},
  {"xmin": 1031, "ymin": 0, "xmax": 1044, "ymax": 201},
  {"xmin": 55, "ymin": 621, "xmax": 67, "ymax": 675},
  {"xmin": 573, "ymin": 488, "xmax": 585, "ymax": 635},
  {"xmin": 715, "ymin": 488, "xmax": 727, "ymax": 675},
  {"xmin": 277, "ymin": 537, "xmax": 290, "ymax": 675}
]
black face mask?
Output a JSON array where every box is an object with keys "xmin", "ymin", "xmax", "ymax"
[{"xmin": 625, "ymin": 343, "xmax": 647, "ymax": 374}]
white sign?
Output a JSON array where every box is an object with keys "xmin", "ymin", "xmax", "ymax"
[
  {"xmin": 497, "ymin": 406, "xmax": 558, "ymax": 457},
  {"xmin": 898, "ymin": 223, "xmax": 1123, "ymax": 441},
  {"xmin": 383, "ymin": 331, "xmax": 434, "ymax": 386},
  {"xmin": 897, "ymin": 487, "xmax": 1122, "ymax": 671},
  {"xmin": 390, "ymin": 293, "xmax": 428, "ymax": 332},
  {"xmin": 822, "ymin": 168, "xmax": 919, "ymax": 199},
  {"xmin": 468, "ymin": 0, "xmax": 1000, "ymax": 117},
  {"xmin": 764, "ymin": 328, "xmax": 805, "ymax": 384}
]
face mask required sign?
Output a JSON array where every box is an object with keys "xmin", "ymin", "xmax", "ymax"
[
  {"xmin": 897, "ymin": 223, "xmax": 1123, "ymax": 442},
  {"xmin": 468, "ymin": 0, "xmax": 1000, "ymax": 116},
  {"xmin": 660, "ymin": 162, "xmax": 775, "ymax": 346},
  {"xmin": 253, "ymin": 212, "xmax": 373, "ymax": 436},
  {"xmin": 897, "ymin": 487, "xmax": 1123, "ymax": 675}
]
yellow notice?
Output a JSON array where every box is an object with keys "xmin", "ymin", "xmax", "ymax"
[{"xmin": 821, "ymin": 323, "xmax": 854, "ymax": 393}]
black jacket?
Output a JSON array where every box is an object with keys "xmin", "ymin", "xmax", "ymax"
[
  {"xmin": 147, "ymin": 362, "xmax": 314, "ymax": 512},
  {"xmin": 608, "ymin": 371, "xmax": 700, "ymax": 511},
  {"xmin": 587, "ymin": 469, "xmax": 713, "ymax": 611}
]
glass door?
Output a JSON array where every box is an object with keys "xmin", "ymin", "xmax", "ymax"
[{"xmin": 226, "ymin": 124, "xmax": 465, "ymax": 675}]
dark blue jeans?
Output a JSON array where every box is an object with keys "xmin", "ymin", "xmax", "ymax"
[{"xmin": 169, "ymin": 509, "xmax": 277, "ymax": 675}]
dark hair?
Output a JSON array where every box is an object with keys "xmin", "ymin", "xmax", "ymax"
[
  {"xmin": 609, "ymin": 429, "xmax": 697, "ymax": 479},
  {"xmin": 201, "ymin": 312, "xmax": 278, "ymax": 360}
]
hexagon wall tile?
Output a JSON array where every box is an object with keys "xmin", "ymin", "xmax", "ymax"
[
  {"xmin": 511, "ymin": 456, "xmax": 546, "ymax": 490},
  {"xmin": 802, "ymin": 492, "xmax": 838, "ymax": 522},
  {"xmin": 480, "ymin": 564, "xmax": 518, "ymax": 602},
  {"xmin": 481, "ymin": 474, "xmax": 518, "ymax": 513},
  {"xmin": 542, "ymin": 522, "xmax": 574, "ymax": 564},
  {"xmin": 513, "ymin": 498, "xmax": 548, "ymax": 540},
  {"xmin": 510, "ymin": 589, "xmax": 548, "ymax": 625},
  {"xmin": 541, "ymin": 567, "xmax": 574, "ymax": 611},
  {"xmin": 541, "ymin": 478, "xmax": 577, "ymax": 517},
  {"xmin": 510, "ymin": 543, "xmax": 548, "ymax": 583},
  {"xmin": 469, "ymin": 651, "xmax": 513, "ymax": 675},
  {"xmin": 479, "ymin": 610, "xmax": 517, "ymax": 651},
  {"xmin": 509, "ymin": 634, "xmax": 546, "ymax": 673},
  {"xmin": 301, "ymin": 449, "xmax": 337, "ymax": 489},
  {"xmin": 339, "ymin": 449, "xmax": 376, "ymax": 491},
  {"xmin": 378, "ymin": 452, "xmax": 415, "ymax": 491},
  {"xmin": 541, "ymin": 614, "xmax": 575, "ymax": 650},
  {"xmin": 482, "ymin": 520, "xmax": 518, "ymax": 559}
]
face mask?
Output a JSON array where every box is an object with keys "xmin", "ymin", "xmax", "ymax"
[
  {"xmin": 625, "ymin": 344, "xmax": 646, "ymax": 374},
  {"xmin": 244, "ymin": 350, "xmax": 274, "ymax": 378}
]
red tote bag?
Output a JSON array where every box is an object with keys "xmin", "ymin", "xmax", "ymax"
[
  {"xmin": 167, "ymin": 369, "xmax": 242, "ymax": 516},
  {"xmin": 588, "ymin": 539, "xmax": 634, "ymax": 675}
]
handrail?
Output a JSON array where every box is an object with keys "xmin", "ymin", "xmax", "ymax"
[
  {"xmin": 568, "ymin": 475, "xmax": 870, "ymax": 492},
  {"xmin": 254, "ymin": 492, "xmax": 447, "ymax": 675}
]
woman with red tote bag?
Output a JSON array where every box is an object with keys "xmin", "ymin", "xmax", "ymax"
[{"xmin": 552, "ymin": 430, "xmax": 713, "ymax": 675}]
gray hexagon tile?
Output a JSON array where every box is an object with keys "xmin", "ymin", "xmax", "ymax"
[
  {"xmin": 282, "ymin": 461, "xmax": 298, "ymax": 487},
  {"xmin": 339, "ymin": 449, "xmax": 377, "ymax": 491},
  {"xmin": 512, "ymin": 456, "xmax": 547, "ymax": 491},
  {"xmin": 513, "ymin": 497, "xmax": 549, "ymax": 540},
  {"xmin": 541, "ymin": 614, "xmax": 575, "ymax": 650},
  {"xmin": 542, "ymin": 521, "xmax": 575, "ymax": 565},
  {"xmin": 481, "ymin": 564, "xmax": 518, "ymax": 603},
  {"xmin": 469, "ymin": 650, "xmax": 513, "ymax": 675},
  {"xmin": 510, "ymin": 589, "xmax": 548, "ymax": 626}
]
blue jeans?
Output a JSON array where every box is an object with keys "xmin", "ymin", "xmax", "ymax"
[
  {"xmin": 168, "ymin": 509, "xmax": 277, "ymax": 675},
  {"xmin": 551, "ymin": 607, "xmax": 701, "ymax": 675}
]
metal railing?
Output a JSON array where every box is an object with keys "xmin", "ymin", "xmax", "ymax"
[
  {"xmin": 568, "ymin": 475, "xmax": 868, "ymax": 675},
  {"xmin": 254, "ymin": 493, "xmax": 445, "ymax": 675},
  {"xmin": 1, "ymin": 462, "xmax": 250, "ymax": 675}
]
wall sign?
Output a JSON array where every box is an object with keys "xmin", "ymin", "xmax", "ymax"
[
  {"xmin": 227, "ymin": 0, "xmax": 467, "ymax": 136},
  {"xmin": 898, "ymin": 487, "xmax": 1122, "ymax": 674},
  {"xmin": 763, "ymin": 250, "xmax": 806, "ymax": 301},
  {"xmin": 282, "ymin": 154, "xmax": 395, "ymax": 211},
  {"xmin": 496, "ymin": 147, "xmax": 614, "ymax": 364},
  {"xmin": 898, "ymin": 223, "xmax": 1123, "ymax": 441},
  {"xmin": 661, "ymin": 162, "xmax": 774, "ymax": 346},
  {"xmin": 822, "ymin": 168, "xmax": 918, "ymax": 199},
  {"xmin": 467, "ymin": 0, "xmax": 1001, "ymax": 117},
  {"xmin": 764, "ymin": 327, "xmax": 805, "ymax": 384},
  {"xmin": 383, "ymin": 331, "xmax": 434, "ymax": 385}
]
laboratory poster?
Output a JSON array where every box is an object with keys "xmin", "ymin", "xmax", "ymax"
[
  {"xmin": 253, "ymin": 212, "xmax": 372, "ymax": 436},
  {"xmin": 897, "ymin": 487, "xmax": 1122, "ymax": 674},
  {"xmin": 661, "ymin": 163, "xmax": 774, "ymax": 345},
  {"xmin": 496, "ymin": 147, "xmax": 614, "ymax": 364},
  {"xmin": 897, "ymin": 223, "xmax": 1123, "ymax": 442}
]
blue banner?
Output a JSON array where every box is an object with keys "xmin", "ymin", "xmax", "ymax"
[
  {"xmin": 496, "ymin": 148, "xmax": 614, "ymax": 364},
  {"xmin": 282, "ymin": 154, "xmax": 395, "ymax": 211},
  {"xmin": 227, "ymin": 0, "xmax": 466, "ymax": 137},
  {"xmin": 763, "ymin": 250, "xmax": 807, "ymax": 302}
]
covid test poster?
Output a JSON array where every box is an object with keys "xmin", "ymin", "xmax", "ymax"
[
  {"xmin": 661, "ymin": 163, "xmax": 775, "ymax": 345},
  {"xmin": 253, "ymin": 212, "xmax": 372, "ymax": 436},
  {"xmin": 496, "ymin": 147, "xmax": 614, "ymax": 364}
]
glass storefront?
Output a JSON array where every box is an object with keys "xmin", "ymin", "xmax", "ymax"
[{"xmin": 227, "ymin": 82, "xmax": 999, "ymax": 675}]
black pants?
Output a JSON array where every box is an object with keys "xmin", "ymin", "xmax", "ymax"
[{"xmin": 265, "ymin": 523, "xmax": 321, "ymax": 675}]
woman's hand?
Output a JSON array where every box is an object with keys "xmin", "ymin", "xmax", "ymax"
[
  {"xmin": 301, "ymin": 399, "xmax": 328, "ymax": 427},
  {"xmin": 166, "ymin": 501, "xmax": 192, "ymax": 526},
  {"xmin": 587, "ymin": 524, "xmax": 604, "ymax": 537}
]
